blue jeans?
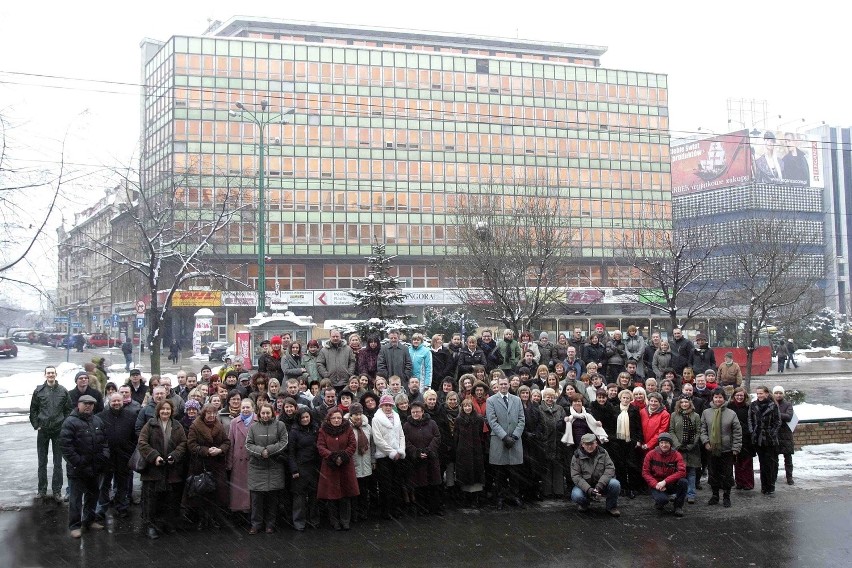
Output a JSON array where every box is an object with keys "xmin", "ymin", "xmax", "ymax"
[
  {"xmin": 651, "ymin": 478, "xmax": 688, "ymax": 509},
  {"xmin": 570, "ymin": 479, "xmax": 621, "ymax": 511},
  {"xmin": 685, "ymin": 466, "xmax": 697, "ymax": 499}
]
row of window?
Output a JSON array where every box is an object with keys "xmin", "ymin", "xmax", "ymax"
[
  {"xmin": 240, "ymin": 31, "xmax": 598, "ymax": 67},
  {"xmin": 173, "ymin": 120, "xmax": 670, "ymax": 162},
  {"xmin": 164, "ymin": 37, "xmax": 665, "ymax": 87},
  {"xmin": 170, "ymin": 57, "xmax": 666, "ymax": 107}
]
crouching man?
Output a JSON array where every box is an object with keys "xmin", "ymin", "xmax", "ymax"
[
  {"xmin": 569, "ymin": 433, "xmax": 621, "ymax": 517},
  {"xmin": 642, "ymin": 432, "xmax": 687, "ymax": 517}
]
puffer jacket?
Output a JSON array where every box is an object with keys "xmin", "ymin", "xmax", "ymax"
[
  {"xmin": 776, "ymin": 399, "xmax": 795, "ymax": 454},
  {"xmin": 642, "ymin": 446, "xmax": 686, "ymax": 487},
  {"xmin": 700, "ymin": 404, "xmax": 743, "ymax": 454},
  {"xmin": 372, "ymin": 409, "xmax": 406, "ymax": 460},
  {"xmin": 60, "ymin": 410, "xmax": 110, "ymax": 479},
  {"xmin": 29, "ymin": 382, "xmax": 71, "ymax": 434},
  {"xmin": 605, "ymin": 339, "xmax": 626, "ymax": 367},
  {"xmin": 570, "ymin": 446, "xmax": 616, "ymax": 493},
  {"xmin": 246, "ymin": 419, "xmax": 289, "ymax": 492},
  {"xmin": 409, "ymin": 343, "xmax": 433, "ymax": 386}
]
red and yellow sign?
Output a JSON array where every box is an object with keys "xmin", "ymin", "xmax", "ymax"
[{"xmin": 171, "ymin": 290, "xmax": 222, "ymax": 307}]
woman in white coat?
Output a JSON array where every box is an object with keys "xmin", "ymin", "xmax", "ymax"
[{"xmin": 372, "ymin": 395, "xmax": 405, "ymax": 520}]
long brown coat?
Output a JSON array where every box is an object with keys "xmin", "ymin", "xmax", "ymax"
[
  {"xmin": 137, "ymin": 418, "xmax": 187, "ymax": 484},
  {"xmin": 187, "ymin": 416, "xmax": 231, "ymax": 507},
  {"xmin": 316, "ymin": 423, "xmax": 359, "ymax": 500},
  {"xmin": 227, "ymin": 414, "xmax": 255, "ymax": 512}
]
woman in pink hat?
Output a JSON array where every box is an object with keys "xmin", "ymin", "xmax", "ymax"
[{"xmin": 371, "ymin": 394, "xmax": 406, "ymax": 519}]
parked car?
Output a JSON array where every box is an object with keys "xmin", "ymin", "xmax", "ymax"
[
  {"xmin": 207, "ymin": 341, "xmax": 230, "ymax": 362},
  {"xmin": 0, "ymin": 338, "xmax": 18, "ymax": 358},
  {"xmin": 11, "ymin": 330, "xmax": 35, "ymax": 343},
  {"xmin": 87, "ymin": 333, "xmax": 119, "ymax": 348}
]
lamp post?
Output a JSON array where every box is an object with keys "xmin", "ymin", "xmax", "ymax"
[{"xmin": 230, "ymin": 100, "xmax": 294, "ymax": 315}]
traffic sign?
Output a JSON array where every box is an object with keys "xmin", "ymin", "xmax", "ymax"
[
  {"xmin": 111, "ymin": 314, "xmax": 119, "ymax": 325},
  {"xmin": 54, "ymin": 316, "xmax": 69, "ymax": 323},
  {"xmin": 71, "ymin": 322, "xmax": 83, "ymax": 328},
  {"xmin": 92, "ymin": 315, "xmax": 97, "ymax": 322},
  {"xmin": 104, "ymin": 320, "xmax": 111, "ymax": 328},
  {"xmin": 135, "ymin": 301, "xmax": 146, "ymax": 314},
  {"xmin": 135, "ymin": 317, "xmax": 145, "ymax": 329}
]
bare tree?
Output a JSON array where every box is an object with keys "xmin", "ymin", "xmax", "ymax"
[
  {"xmin": 0, "ymin": 113, "xmax": 67, "ymax": 289},
  {"xmin": 72, "ymin": 166, "xmax": 244, "ymax": 373},
  {"xmin": 617, "ymin": 206, "xmax": 724, "ymax": 331},
  {"xmin": 450, "ymin": 183, "xmax": 580, "ymax": 334},
  {"xmin": 720, "ymin": 217, "xmax": 826, "ymax": 389}
]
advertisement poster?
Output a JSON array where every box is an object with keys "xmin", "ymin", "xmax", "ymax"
[
  {"xmin": 671, "ymin": 130, "xmax": 751, "ymax": 195},
  {"xmin": 749, "ymin": 129, "xmax": 824, "ymax": 188},
  {"xmin": 236, "ymin": 331, "xmax": 252, "ymax": 369}
]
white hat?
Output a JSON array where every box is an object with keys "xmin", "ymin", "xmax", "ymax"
[{"xmin": 772, "ymin": 385, "xmax": 785, "ymax": 395}]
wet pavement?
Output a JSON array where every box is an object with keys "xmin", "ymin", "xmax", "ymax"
[{"xmin": 1, "ymin": 481, "xmax": 850, "ymax": 567}]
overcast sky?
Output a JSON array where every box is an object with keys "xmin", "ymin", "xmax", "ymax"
[{"xmin": 1, "ymin": 0, "xmax": 848, "ymax": 309}]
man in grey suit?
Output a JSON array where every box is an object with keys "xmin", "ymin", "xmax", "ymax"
[{"xmin": 486, "ymin": 376, "xmax": 525, "ymax": 509}]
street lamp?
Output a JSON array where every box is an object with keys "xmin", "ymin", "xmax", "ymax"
[{"xmin": 230, "ymin": 100, "xmax": 295, "ymax": 315}]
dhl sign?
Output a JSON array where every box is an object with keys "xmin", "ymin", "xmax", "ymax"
[{"xmin": 171, "ymin": 290, "xmax": 222, "ymax": 307}]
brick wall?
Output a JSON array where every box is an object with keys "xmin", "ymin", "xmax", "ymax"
[{"xmin": 793, "ymin": 419, "xmax": 852, "ymax": 450}]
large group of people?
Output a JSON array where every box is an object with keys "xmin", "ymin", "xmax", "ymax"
[{"xmin": 29, "ymin": 325, "xmax": 799, "ymax": 539}]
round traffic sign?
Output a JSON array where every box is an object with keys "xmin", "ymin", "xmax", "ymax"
[{"xmin": 136, "ymin": 301, "xmax": 146, "ymax": 314}]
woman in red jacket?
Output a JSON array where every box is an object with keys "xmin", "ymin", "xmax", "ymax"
[
  {"xmin": 640, "ymin": 392, "xmax": 671, "ymax": 452},
  {"xmin": 317, "ymin": 408, "xmax": 359, "ymax": 530}
]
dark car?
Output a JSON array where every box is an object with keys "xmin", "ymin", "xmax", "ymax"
[
  {"xmin": 11, "ymin": 330, "xmax": 35, "ymax": 343},
  {"xmin": 0, "ymin": 338, "xmax": 18, "ymax": 358},
  {"xmin": 208, "ymin": 341, "xmax": 229, "ymax": 362}
]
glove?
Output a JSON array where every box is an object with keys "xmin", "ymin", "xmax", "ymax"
[{"xmin": 502, "ymin": 435, "xmax": 516, "ymax": 449}]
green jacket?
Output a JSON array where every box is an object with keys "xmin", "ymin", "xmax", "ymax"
[
  {"xmin": 29, "ymin": 382, "xmax": 71, "ymax": 434},
  {"xmin": 570, "ymin": 446, "xmax": 616, "ymax": 493},
  {"xmin": 495, "ymin": 339, "xmax": 522, "ymax": 372},
  {"xmin": 668, "ymin": 409, "xmax": 702, "ymax": 468}
]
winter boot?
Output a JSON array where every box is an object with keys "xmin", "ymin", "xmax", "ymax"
[
  {"xmin": 785, "ymin": 459, "xmax": 794, "ymax": 485},
  {"xmin": 707, "ymin": 491, "xmax": 720, "ymax": 506},
  {"xmin": 722, "ymin": 491, "xmax": 731, "ymax": 508}
]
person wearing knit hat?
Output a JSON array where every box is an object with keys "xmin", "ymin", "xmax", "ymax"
[
  {"xmin": 347, "ymin": 401, "xmax": 373, "ymax": 522},
  {"xmin": 379, "ymin": 394, "xmax": 394, "ymax": 407},
  {"xmin": 700, "ymin": 387, "xmax": 742, "ymax": 507},
  {"xmin": 773, "ymin": 386, "xmax": 795, "ymax": 485},
  {"xmin": 570, "ymin": 432, "xmax": 621, "ymax": 516},
  {"xmin": 642, "ymin": 429, "xmax": 688, "ymax": 517},
  {"xmin": 70, "ymin": 370, "xmax": 105, "ymax": 414}
]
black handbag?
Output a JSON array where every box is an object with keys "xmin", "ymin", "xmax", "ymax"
[
  {"xmin": 186, "ymin": 463, "xmax": 216, "ymax": 498},
  {"xmin": 128, "ymin": 447, "xmax": 147, "ymax": 473}
]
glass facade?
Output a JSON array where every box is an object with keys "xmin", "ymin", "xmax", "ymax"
[{"xmin": 142, "ymin": 20, "xmax": 671, "ymax": 294}]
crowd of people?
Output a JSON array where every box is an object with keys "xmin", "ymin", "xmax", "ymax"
[{"xmin": 28, "ymin": 325, "xmax": 797, "ymax": 539}]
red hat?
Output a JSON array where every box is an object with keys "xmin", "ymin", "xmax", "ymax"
[
  {"xmin": 595, "ymin": 322, "xmax": 605, "ymax": 329},
  {"xmin": 271, "ymin": 335, "xmax": 282, "ymax": 345}
]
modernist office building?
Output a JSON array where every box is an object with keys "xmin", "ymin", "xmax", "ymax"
[{"xmin": 140, "ymin": 17, "xmax": 671, "ymax": 338}]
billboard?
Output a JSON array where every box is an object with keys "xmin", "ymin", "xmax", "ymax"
[
  {"xmin": 671, "ymin": 130, "xmax": 751, "ymax": 196},
  {"xmin": 750, "ymin": 129, "xmax": 824, "ymax": 188}
]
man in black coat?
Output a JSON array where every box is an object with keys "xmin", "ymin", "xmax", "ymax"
[
  {"xmin": 477, "ymin": 330, "xmax": 502, "ymax": 372},
  {"xmin": 60, "ymin": 395, "xmax": 110, "ymax": 538},
  {"xmin": 29, "ymin": 366, "xmax": 71, "ymax": 502},
  {"xmin": 430, "ymin": 334, "xmax": 455, "ymax": 387},
  {"xmin": 69, "ymin": 371, "xmax": 104, "ymax": 414},
  {"xmin": 670, "ymin": 328, "xmax": 694, "ymax": 366},
  {"xmin": 95, "ymin": 393, "xmax": 137, "ymax": 521}
]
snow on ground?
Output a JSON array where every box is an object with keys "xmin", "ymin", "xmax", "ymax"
[
  {"xmin": 797, "ymin": 346, "xmax": 846, "ymax": 362},
  {"xmin": 795, "ymin": 403, "xmax": 852, "ymax": 420},
  {"xmin": 792, "ymin": 443, "xmax": 852, "ymax": 480}
]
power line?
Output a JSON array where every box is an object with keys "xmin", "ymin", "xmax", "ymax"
[{"xmin": 2, "ymin": 68, "xmax": 850, "ymax": 146}]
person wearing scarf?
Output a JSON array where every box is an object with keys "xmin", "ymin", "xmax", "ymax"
[
  {"xmin": 539, "ymin": 388, "xmax": 567, "ymax": 498},
  {"xmin": 669, "ymin": 396, "xmax": 702, "ymax": 504},
  {"xmin": 372, "ymin": 395, "xmax": 406, "ymax": 519},
  {"xmin": 609, "ymin": 389, "xmax": 643, "ymax": 498},
  {"xmin": 561, "ymin": 394, "xmax": 609, "ymax": 446},
  {"xmin": 347, "ymin": 403, "xmax": 373, "ymax": 522},
  {"xmin": 227, "ymin": 399, "xmax": 256, "ymax": 519},
  {"xmin": 700, "ymin": 388, "xmax": 742, "ymax": 507},
  {"xmin": 316, "ymin": 409, "xmax": 358, "ymax": 530}
]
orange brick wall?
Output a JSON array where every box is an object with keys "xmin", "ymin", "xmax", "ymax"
[{"xmin": 793, "ymin": 420, "xmax": 852, "ymax": 450}]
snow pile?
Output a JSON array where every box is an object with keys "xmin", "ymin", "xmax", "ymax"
[
  {"xmin": 795, "ymin": 403, "xmax": 852, "ymax": 421},
  {"xmin": 792, "ymin": 443, "xmax": 852, "ymax": 480},
  {"xmin": 796, "ymin": 346, "xmax": 846, "ymax": 362}
]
